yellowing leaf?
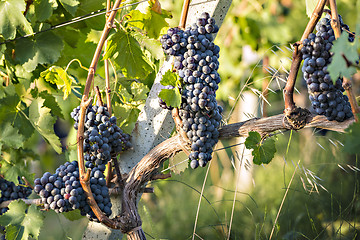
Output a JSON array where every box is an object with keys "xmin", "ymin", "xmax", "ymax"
[{"xmin": 40, "ymin": 66, "xmax": 74, "ymax": 99}]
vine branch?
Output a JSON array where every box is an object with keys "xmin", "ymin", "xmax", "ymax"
[
  {"xmin": 283, "ymin": 0, "xmax": 327, "ymax": 112},
  {"xmin": 77, "ymin": 0, "xmax": 123, "ymax": 229}
]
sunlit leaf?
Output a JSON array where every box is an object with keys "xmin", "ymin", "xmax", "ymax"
[
  {"xmin": 15, "ymin": 31, "xmax": 64, "ymax": 72},
  {"xmin": 104, "ymin": 30, "xmax": 153, "ymax": 78},
  {"xmin": 40, "ymin": 66, "xmax": 74, "ymax": 99},
  {"xmin": 0, "ymin": 0, "xmax": 33, "ymax": 40},
  {"xmin": 0, "ymin": 201, "xmax": 44, "ymax": 240},
  {"xmin": 158, "ymin": 87, "xmax": 181, "ymax": 108}
]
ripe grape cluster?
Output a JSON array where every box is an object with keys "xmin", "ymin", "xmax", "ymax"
[
  {"xmin": 0, "ymin": 177, "xmax": 32, "ymax": 215},
  {"xmin": 301, "ymin": 15, "xmax": 353, "ymax": 122},
  {"xmin": 160, "ymin": 12, "xmax": 222, "ymax": 168},
  {"xmin": 33, "ymin": 161, "xmax": 112, "ymax": 221},
  {"xmin": 71, "ymin": 104, "xmax": 132, "ymax": 171}
]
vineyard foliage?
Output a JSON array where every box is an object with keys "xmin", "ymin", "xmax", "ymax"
[{"xmin": 0, "ymin": 0, "xmax": 359, "ymax": 239}]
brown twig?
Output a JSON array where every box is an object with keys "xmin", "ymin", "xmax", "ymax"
[
  {"xmin": 112, "ymin": 155, "xmax": 125, "ymax": 190},
  {"xmin": 283, "ymin": 0, "xmax": 327, "ymax": 112},
  {"xmin": 77, "ymin": 0, "xmax": 124, "ymax": 229},
  {"xmin": 95, "ymin": 86, "xmax": 104, "ymax": 106},
  {"xmin": 22, "ymin": 176, "xmax": 33, "ymax": 189},
  {"xmin": 150, "ymin": 173, "xmax": 171, "ymax": 181},
  {"xmin": 179, "ymin": 0, "xmax": 191, "ymax": 29},
  {"xmin": 328, "ymin": 0, "xmax": 360, "ymax": 122}
]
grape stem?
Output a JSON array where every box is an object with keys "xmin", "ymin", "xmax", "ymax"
[
  {"xmin": 76, "ymin": 0, "xmax": 124, "ymax": 229},
  {"xmin": 283, "ymin": 0, "xmax": 327, "ymax": 112},
  {"xmin": 328, "ymin": 0, "xmax": 360, "ymax": 122},
  {"xmin": 179, "ymin": 0, "xmax": 191, "ymax": 29},
  {"xmin": 95, "ymin": 86, "xmax": 104, "ymax": 107}
]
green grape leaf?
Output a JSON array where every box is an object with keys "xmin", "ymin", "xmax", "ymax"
[
  {"xmin": 0, "ymin": 201, "xmax": 44, "ymax": 240},
  {"xmin": 127, "ymin": 8, "xmax": 171, "ymax": 39},
  {"xmin": 328, "ymin": 32, "xmax": 359, "ymax": 82},
  {"xmin": 86, "ymin": 29, "xmax": 102, "ymax": 44},
  {"xmin": 29, "ymin": 98, "xmax": 62, "ymax": 153},
  {"xmin": 0, "ymin": 0, "xmax": 33, "ymax": 40},
  {"xmin": 245, "ymin": 131, "xmax": 276, "ymax": 165},
  {"xmin": 130, "ymin": 81, "xmax": 149, "ymax": 102},
  {"xmin": 62, "ymin": 209, "xmax": 84, "ymax": 221},
  {"xmin": 38, "ymin": 91, "xmax": 64, "ymax": 118},
  {"xmin": 15, "ymin": 31, "xmax": 64, "ymax": 72},
  {"xmin": 118, "ymin": 84, "xmax": 133, "ymax": 102},
  {"xmin": 158, "ymin": 87, "xmax": 181, "ymax": 108},
  {"xmin": 39, "ymin": 66, "xmax": 74, "ymax": 100},
  {"xmin": 0, "ymin": 122, "xmax": 26, "ymax": 150},
  {"xmin": 104, "ymin": 30, "xmax": 153, "ymax": 78},
  {"xmin": 58, "ymin": 0, "xmax": 79, "ymax": 16},
  {"xmin": 343, "ymin": 121, "xmax": 360, "ymax": 154},
  {"xmin": 115, "ymin": 104, "xmax": 140, "ymax": 134},
  {"xmin": 305, "ymin": 0, "xmax": 317, "ymax": 18},
  {"xmin": 160, "ymin": 70, "xmax": 178, "ymax": 87},
  {"xmin": 132, "ymin": 31, "xmax": 164, "ymax": 60},
  {"xmin": 0, "ymin": 90, "xmax": 35, "ymax": 142},
  {"xmin": 0, "ymin": 158, "xmax": 34, "ymax": 185},
  {"xmin": 34, "ymin": 0, "xmax": 58, "ymax": 22}
]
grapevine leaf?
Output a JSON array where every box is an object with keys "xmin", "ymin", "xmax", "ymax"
[
  {"xmin": 0, "ymin": 122, "xmax": 25, "ymax": 150},
  {"xmin": 118, "ymin": 84, "xmax": 133, "ymax": 102},
  {"xmin": 131, "ymin": 81, "xmax": 149, "ymax": 102},
  {"xmin": 305, "ymin": 0, "xmax": 317, "ymax": 18},
  {"xmin": 343, "ymin": 121, "xmax": 360, "ymax": 154},
  {"xmin": 0, "ymin": 158, "xmax": 34, "ymax": 185},
  {"xmin": 245, "ymin": 131, "xmax": 276, "ymax": 165},
  {"xmin": 0, "ymin": 201, "xmax": 44, "ymax": 240},
  {"xmin": 15, "ymin": 31, "xmax": 64, "ymax": 72},
  {"xmin": 0, "ymin": 90, "xmax": 34, "ymax": 142},
  {"xmin": 0, "ymin": 0, "xmax": 33, "ymax": 40},
  {"xmin": 62, "ymin": 209, "xmax": 84, "ymax": 221},
  {"xmin": 75, "ymin": 0, "xmax": 105, "ymax": 30},
  {"xmin": 39, "ymin": 66, "xmax": 74, "ymax": 99},
  {"xmin": 58, "ymin": 0, "xmax": 79, "ymax": 16},
  {"xmin": 160, "ymin": 70, "xmax": 178, "ymax": 87},
  {"xmin": 132, "ymin": 31, "xmax": 164, "ymax": 60},
  {"xmin": 127, "ymin": 8, "xmax": 170, "ymax": 39},
  {"xmin": 86, "ymin": 29, "xmax": 102, "ymax": 44},
  {"xmin": 113, "ymin": 103, "xmax": 140, "ymax": 134},
  {"xmin": 244, "ymin": 131, "xmax": 261, "ymax": 149},
  {"xmin": 34, "ymin": 0, "xmax": 58, "ymax": 22},
  {"xmin": 29, "ymin": 98, "xmax": 62, "ymax": 154},
  {"xmin": 328, "ymin": 32, "xmax": 358, "ymax": 82},
  {"xmin": 158, "ymin": 87, "xmax": 181, "ymax": 108},
  {"xmin": 38, "ymin": 91, "xmax": 64, "ymax": 118},
  {"xmin": 104, "ymin": 30, "xmax": 153, "ymax": 78}
]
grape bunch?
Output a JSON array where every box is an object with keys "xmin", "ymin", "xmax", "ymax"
[
  {"xmin": 71, "ymin": 104, "xmax": 132, "ymax": 171},
  {"xmin": 160, "ymin": 12, "xmax": 222, "ymax": 168},
  {"xmin": 301, "ymin": 15, "xmax": 353, "ymax": 122},
  {"xmin": 33, "ymin": 161, "xmax": 112, "ymax": 221},
  {"xmin": 0, "ymin": 177, "xmax": 32, "ymax": 215}
]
